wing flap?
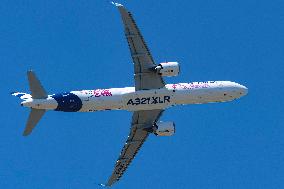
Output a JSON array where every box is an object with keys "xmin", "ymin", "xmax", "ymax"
[
  {"xmin": 116, "ymin": 4, "xmax": 165, "ymax": 90},
  {"xmin": 118, "ymin": 7, "xmax": 155, "ymax": 70},
  {"xmin": 106, "ymin": 109, "xmax": 164, "ymax": 186}
]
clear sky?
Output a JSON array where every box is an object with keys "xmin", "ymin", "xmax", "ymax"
[{"xmin": 1, "ymin": 0, "xmax": 284, "ymax": 188}]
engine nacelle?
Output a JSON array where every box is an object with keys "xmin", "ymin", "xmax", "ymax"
[
  {"xmin": 154, "ymin": 121, "xmax": 175, "ymax": 136},
  {"xmin": 155, "ymin": 62, "xmax": 180, "ymax": 77}
]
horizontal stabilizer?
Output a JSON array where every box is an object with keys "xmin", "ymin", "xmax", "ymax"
[
  {"xmin": 23, "ymin": 108, "xmax": 46, "ymax": 136},
  {"xmin": 27, "ymin": 71, "xmax": 47, "ymax": 99}
]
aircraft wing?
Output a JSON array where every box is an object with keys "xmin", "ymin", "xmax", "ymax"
[
  {"xmin": 115, "ymin": 3, "xmax": 165, "ymax": 90},
  {"xmin": 105, "ymin": 109, "xmax": 164, "ymax": 186}
]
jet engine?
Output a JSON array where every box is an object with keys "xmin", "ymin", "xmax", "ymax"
[
  {"xmin": 155, "ymin": 62, "xmax": 180, "ymax": 77},
  {"xmin": 154, "ymin": 121, "xmax": 175, "ymax": 136}
]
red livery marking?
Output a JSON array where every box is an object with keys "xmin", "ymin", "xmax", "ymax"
[
  {"xmin": 93, "ymin": 89, "xmax": 113, "ymax": 97},
  {"xmin": 94, "ymin": 89, "xmax": 101, "ymax": 97},
  {"xmin": 101, "ymin": 89, "xmax": 112, "ymax": 96}
]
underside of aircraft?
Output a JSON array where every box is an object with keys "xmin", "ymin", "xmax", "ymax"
[{"xmin": 12, "ymin": 2, "xmax": 248, "ymax": 187}]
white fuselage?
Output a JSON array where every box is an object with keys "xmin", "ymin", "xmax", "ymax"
[{"xmin": 21, "ymin": 81, "xmax": 248, "ymax": 112}]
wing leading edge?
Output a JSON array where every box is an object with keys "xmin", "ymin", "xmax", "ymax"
[
  {"xmin": 106, "ymin": 109, "xmax": 164, "ymax": 186},
  {"xmin": 104, "ymin": 4, "xmax": 166, "ymax": 186},
  {"xmin": 115, "ymin": 3, "xmax": 165, "ymax": 90}
]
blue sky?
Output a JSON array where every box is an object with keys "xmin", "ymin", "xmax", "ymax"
[{"xmin": 1, "ymin": 0, "xmax": 284, "ymax": 188}]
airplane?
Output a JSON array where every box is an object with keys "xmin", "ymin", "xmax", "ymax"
[{"xmin": 11, "ymin": 2, "xmax": 248, "ymax": 187}]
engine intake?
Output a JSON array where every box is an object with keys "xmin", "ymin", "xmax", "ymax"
[
  {"xmin": 155, "ymin": 62, "xmax": 180, "ymax": 77},
  {"xmin": 154, "ymin": 121, "xmax": 175, "ymax": 136}
]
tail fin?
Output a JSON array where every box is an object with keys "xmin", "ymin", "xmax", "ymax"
[
  {"xmin": 23, "ymin": 71, "xmax": 47, "ymax": 136},
  {"xmin": 27, "ymin": 70, "xmax": 47, "ymax": 99},
  {"xmin": 23, "ymin": 108, "xmax": 46, "ymax": 136}
]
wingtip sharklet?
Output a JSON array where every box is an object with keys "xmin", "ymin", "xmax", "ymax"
[{"xmin": 111, "ymin": 1, "xmax": 123, "ymax": 7}]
